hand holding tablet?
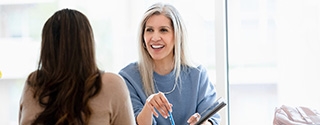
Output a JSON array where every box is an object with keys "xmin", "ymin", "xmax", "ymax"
[{"xmin": 195, "ymin": 97, "xmax": 227, "ymax": 125}]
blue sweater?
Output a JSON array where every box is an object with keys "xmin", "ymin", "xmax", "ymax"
[{"xmin": 119, "ymin": 62, "xmax": 221, "ymax": 125}]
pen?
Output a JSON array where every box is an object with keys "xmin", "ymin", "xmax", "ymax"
[{"xmin": 168, "ymin": 111, "xmax": 175, "ymax": 125}]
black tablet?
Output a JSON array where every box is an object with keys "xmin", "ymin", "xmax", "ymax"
[{"xmin": 195, "ymin": 97, "xmax": 227, "ymax": 125}]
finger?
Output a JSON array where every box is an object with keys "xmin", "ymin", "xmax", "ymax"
[
  {"xmin": 187, "ymin": 116, "xmax": 196, "ymax": 124},
  {"xmin": 150, "ymin": 105, "xmax": 159, "ymax": 118},
  {"xmin": 158, "ymin": 92, "xmax": 173, "ymax": 112},
  {"xmin": 147, "ymin": 93, "xmax": 169, "ymax": 118},
  {"xmin": 153, "ymin": 94, "xmax": 169, "ymax": 117},
  {"xmin": 146, "ymin": 94, "xmax": 159, "ymax": 117},
  {"xmin": 194, "ymin": 113, "xmax": 201, "ymax": 120},
  {"xmin": 187, "ymin": 113, "xmax": 201, "ymax": 124}
]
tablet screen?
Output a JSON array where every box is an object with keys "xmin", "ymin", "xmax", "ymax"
[{"xmin": 195, "ymin": 97, "xmax": 227, "ymax": 125}]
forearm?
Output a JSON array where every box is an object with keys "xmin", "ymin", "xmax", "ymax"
[{"xmin": 136, "ymin": 104, "xmax": 153, "ymax": 125}]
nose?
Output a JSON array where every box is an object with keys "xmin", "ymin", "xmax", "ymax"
[{"xmin": 151, "ymin": 33, "xmax": 161, "ymax": 41}]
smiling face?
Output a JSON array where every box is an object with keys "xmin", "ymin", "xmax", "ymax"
[{"xmin": 144, "ymin": 14, "xmax": 175, "ymax": 63}]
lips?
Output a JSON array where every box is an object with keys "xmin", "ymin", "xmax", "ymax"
[{"xmin": 151, "ymin": 44, "xmax": 164, "ymax": 49}]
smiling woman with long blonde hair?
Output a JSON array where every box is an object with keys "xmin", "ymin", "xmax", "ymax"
[{"xmin": 119, "ymin": 2, "xmax": 221, "ymax": 125}]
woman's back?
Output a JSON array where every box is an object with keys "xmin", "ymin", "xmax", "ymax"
[
  {"xmin": 19, "ymin": 8, "xmax": 135, "ymax": 125},
  {"xmin": 19, "ymin": 72, "xmax": 135, "ymax": 125},
  {"xmin": 88, "ymin": 72, "xmax": 135, "ymax": 125}
]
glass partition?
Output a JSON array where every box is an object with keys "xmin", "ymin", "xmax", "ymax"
[{"xmin": 227, "ymin": 0, "xmax": 320, "ymax": 124}]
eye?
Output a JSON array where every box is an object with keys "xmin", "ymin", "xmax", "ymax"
[
  {"xmin": 160, "ymin": 28, "xmax": 168, "ymax": 32},
  {"xmin": 145, "ymin": 28, "xmax": 153, "ymax": 32}
]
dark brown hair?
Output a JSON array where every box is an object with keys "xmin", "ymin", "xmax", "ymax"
[{"xmin": 27, "ymin": 8, "xmax": 101, "ymax": 125}]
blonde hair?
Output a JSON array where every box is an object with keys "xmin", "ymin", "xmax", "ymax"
[{"xmin": 137, "ymin": 3, "xmax": 194, "ymax": 96}]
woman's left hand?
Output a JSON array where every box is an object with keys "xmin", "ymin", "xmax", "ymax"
[
  {"xmin": 187, "ymin": 113, "xmax": 213, "ymax": 125},
  {"xmin": 187, "ymin": 113, "xmax": 201, "ymax": 125}
]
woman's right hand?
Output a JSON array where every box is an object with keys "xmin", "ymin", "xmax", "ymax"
[{"xmin": 146, "ymin": 92, "xmax": 173, "ymax": 118}]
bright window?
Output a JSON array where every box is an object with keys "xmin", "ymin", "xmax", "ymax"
[{"xmin": 228, "ymin": 0, "xmax": 320, "ymax": 124}]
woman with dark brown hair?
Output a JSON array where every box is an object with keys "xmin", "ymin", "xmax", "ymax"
[{"xmin": 19, "ymin": 8, "xmax": 135, "ymax": 125}]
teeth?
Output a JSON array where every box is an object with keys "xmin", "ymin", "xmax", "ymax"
[{"xmin": 151, "ymin": 45, "xmax": 164, "ymax": 49}]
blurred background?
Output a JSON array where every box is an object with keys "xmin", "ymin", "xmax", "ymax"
[{"xmin": 1, "ymin": 0, "xmax": 320, "ymax": 125}]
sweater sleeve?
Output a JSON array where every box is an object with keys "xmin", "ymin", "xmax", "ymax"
[
  {"xmin": 110, "ymin": 76, "xmax": 136, "ymax": 125},
  {"xmin": 119, "ymin": 63, "xmax": 158, "ymax": 125},
  {"xmin": 196, "ymin": 65, "xmax": 221, "ymax": 125},
  {"xmin": 19, "ymin": 82, "xmax": 43, "ymax": 125}
]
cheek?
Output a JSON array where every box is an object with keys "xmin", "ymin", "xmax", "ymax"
[
  {"xmin": 143, "ymin": 35, "xmax": 149, "ymax": 44},
  {"xmin": 143, "ymin": 35, "xmax": 150, "ymax": 50},
  {"xmin": 168, "ymin": 38, "xmax": 175, "ymax": 47},
  {"xmin": 169, "ymin": 41, "xmax": 175, "ymax": 52}
]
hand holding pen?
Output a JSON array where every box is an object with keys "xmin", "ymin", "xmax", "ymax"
[
  {"xmin": 168, "ymin": 111, "xmax": 175, "ymax": 125},
  {"xmin": 146, "ymin": 92, "xmax": 175, "ymax": 125},
  {"xmin": 146, "ymin": 92, "xmax": 173, "ymax": 118}
]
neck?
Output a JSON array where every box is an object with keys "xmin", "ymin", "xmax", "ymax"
[{"xmin": 153, "ymin": 59, "xmax": 174, "ymax": 75}]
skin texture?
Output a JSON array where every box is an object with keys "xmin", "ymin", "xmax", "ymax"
[{"xmin": 144, "ymin": 14, "xmax": 175, "ymax": 73}]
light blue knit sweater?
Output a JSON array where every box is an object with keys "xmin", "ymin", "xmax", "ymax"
[{"xmin": 119, "ymin": 62, "xmax": 220, "ymax": 125}]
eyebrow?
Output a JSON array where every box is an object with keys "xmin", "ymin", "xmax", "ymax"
[{"xmin": 145, "ymin": 26, "xmax": 171, "ymax": 29}]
